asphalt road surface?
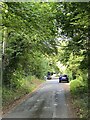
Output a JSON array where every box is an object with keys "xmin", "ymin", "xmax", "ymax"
[{"xmin": 3, "ymin": 78, "xmax": 76, "ymax": 118}]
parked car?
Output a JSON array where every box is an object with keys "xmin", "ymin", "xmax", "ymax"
[
  {"xmin": 47, "ymin": 72, "xmax": 52, "ymax": 80},
  {"xmin": 59, "ymin": 74, "xmax": 69, "ymax": 83},
  {"xmin": 47, "ymin": 75, "xmax": 52, "ymax": 80}
]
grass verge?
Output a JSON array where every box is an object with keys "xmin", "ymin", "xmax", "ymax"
[
  {"xmin": 2, "ymin": 76, "xmax": 44, "ymax": 113},
  {"xmin": 70, "ymin": 80, "xmax": 88, "ymax": 118}
]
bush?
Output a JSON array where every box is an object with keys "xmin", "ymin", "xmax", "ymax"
[
  {"xmin": 70, "ymin": 79, "xmax": 88, "ymax": 118},
  {"xmin": 70, "ymin": 79, "xmax": 82, "ymax": 93},
  {"xmin": 2, "ymin": 75, "xmax": 44, "ymax": 109}
]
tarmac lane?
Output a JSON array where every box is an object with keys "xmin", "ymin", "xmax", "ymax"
[{"xmin": 3, "ymin": 79, "xmax": 76, "ymax": 118}]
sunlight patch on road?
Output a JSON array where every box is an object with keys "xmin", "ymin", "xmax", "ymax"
[
  {"xmin": 54, "ymin": 104, "xmax": 58, "ymax": 106},
  {"xmin": 34, "ymin": 106, "xmax": 37, "ymax": 108},
  {"xmin": 43, "ymin": 106, "xmax": 50, "ymax": 109}
]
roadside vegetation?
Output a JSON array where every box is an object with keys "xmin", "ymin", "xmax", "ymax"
[
  {"xmin": 70, "ymin": 79, "xmax": 88, "ymax": 118},
  {"xmin": 55, "ymin": 3, "xmax": 89, "ymax": 118},
  {"xmin": 3, "ymin": 76, "xmax": 44, "ymax": 111},
  {"xmin": 1, "ymin": 2, "xmax": 89, "ymax": 118},
  {"xmin": 1, "ymin": 2, "xmax": 58, "ymax": 111}
]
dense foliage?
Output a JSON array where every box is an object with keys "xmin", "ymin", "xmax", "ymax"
[
  {"xmin": 55, "ymin": 3, "xmax": 89, "ymax": 118},
  {"xmin": 54, "ymin": 2, "xmax": 89, "ymax": 85},
  {"xmin": 1, "ymin": 2, "xmax": 58, "ymax": 87},
  {"xmin": 1, "ymin": 2, "xmax": 89, "ymax": 118}
]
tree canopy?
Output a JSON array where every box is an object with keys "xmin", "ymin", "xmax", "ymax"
[
  {"xmin": 1, "ymin": 2, "xmax": 89, "ymax": 118},
  {"xmin": 1, "ymin": 2, "xmax": 89, "ymax": 87}
]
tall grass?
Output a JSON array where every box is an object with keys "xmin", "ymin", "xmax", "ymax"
[
  {"xmin": 70, "ymin": 77, "xmax": 88, "ymax": 118},
  {"xmin": 2, "ymin": 75, "xmax": 44, "ymax": 109}
]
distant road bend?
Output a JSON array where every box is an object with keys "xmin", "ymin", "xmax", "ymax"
[{"xmin": 3, "ymin": 78, "xmax": 76, "ymax": 118}]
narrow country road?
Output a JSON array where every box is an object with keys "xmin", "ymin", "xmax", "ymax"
[{"xmin": 3, "ymin": 78, "xmax": 76, "ymax": 118}]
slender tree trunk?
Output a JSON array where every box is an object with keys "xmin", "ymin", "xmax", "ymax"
[{"xmin": 88, "ymin": 20, "xmax": 90, "ymax": 120}]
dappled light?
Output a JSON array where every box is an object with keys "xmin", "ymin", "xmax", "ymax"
[{"xmin": 1, "ymin": 2, "xmax": 89, "ymax": 119}]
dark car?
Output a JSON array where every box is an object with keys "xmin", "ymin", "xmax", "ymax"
[
  {"xmin": 47, "ymin": 75, "xmax": 52, "ymax": 80},
  {"xmin": 47, "ymin": 72, "xmax": 52, "ymax": 80},
  {"xmin": 59, "ymin": 75, "xmax": 69, "ymax": 83}
]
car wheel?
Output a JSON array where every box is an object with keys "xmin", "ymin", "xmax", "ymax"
[
  {"xmin": 59, "ymin": 80, "xmax": 61, "ymax": 83},
  {"xmin": 67, "ymin": 81, "xmax": 69, "ymax": 83}
]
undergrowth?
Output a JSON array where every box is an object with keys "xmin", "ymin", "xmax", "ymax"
[
  {"xmin": 2, "ymin": 76, "xmax": 44, "ymax": 109},
  {"xmin": 70, "ymin": 79, "xmax": 88, "ymax": 118}
]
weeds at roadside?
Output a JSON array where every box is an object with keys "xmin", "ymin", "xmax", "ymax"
[
  {"xmin": 70, "ymin": 80, "xmax": 88, "ymax": 118},
  {"xmin": 2, "ymin": 76, "xmax": 44, "ymax": 111}
]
